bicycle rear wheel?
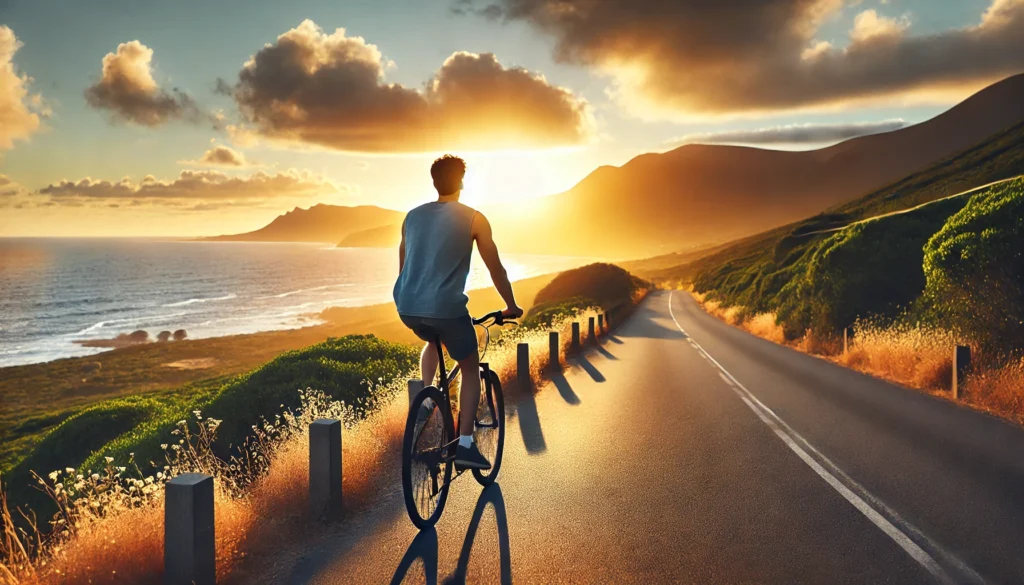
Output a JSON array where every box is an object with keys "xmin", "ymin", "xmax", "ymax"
[
  {"xmin": 472, "ymin": 370, "xmax": 505, "ymax": 486},
  {"xmin": 402, "ymin": 386, "xmax": 454, "ymax": 529}
]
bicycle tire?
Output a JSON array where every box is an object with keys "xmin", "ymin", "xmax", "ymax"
[
  {"xmin": 472, "ymin": 370, "xmax": 505, "ymax": 486},
  {"xmin": 402, "ymin": 386, "xmax": 454, "ymax": 529}
]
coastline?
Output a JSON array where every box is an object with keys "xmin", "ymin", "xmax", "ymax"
[{"xmin": 0, "ymin": 272, "xmax": 556, "ymax": 441}]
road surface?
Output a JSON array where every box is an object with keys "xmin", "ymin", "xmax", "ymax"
[{"xmin": 271, "ymin": 291, "xmax": 1024, "ymax": 584}]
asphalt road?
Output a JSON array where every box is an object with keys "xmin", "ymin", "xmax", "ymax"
[{"xmin": 274, "ymin": 291, "xmax": 1024, "ymax": 584}]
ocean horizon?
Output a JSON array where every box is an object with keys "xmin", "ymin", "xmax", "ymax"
[{"xmin": 0, "ymin": 238, "xmax": 597, "ymax": 367}]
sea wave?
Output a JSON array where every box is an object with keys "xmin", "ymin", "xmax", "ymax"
[
  {"xmin": 257, "ymin": 284, "xmax": 352, "ymax": 299},
  {"xmin": 163, "ymin": 293, "xmax": 237, "ymax": 307},
  {"xmin": 69, "ymin": 311, "xmax": 190, "ymax": 336}
]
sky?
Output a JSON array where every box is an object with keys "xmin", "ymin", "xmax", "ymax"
[{"xmin": 1, "ymin": 0, "xmax": 1022, "ymax": 237}]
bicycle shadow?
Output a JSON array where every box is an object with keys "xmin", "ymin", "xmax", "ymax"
[
  {"xmin": 390, "ymin": 484, "xmax": 513, "ymax": 585},
  {"xmin": 389, "ymin": 528, "xmax": 440, "ymax": 585}
]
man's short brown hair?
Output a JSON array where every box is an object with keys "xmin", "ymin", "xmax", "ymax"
[{"xmin": 431, "ymin": 155, "xmax": 466, "ymax": 196}]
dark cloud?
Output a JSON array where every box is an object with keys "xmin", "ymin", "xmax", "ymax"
[
  {"xmin": 478, "ymin": 0, "xmax": 1024, "ymax": 116},
  {"xmin": 36, "ymin": 169, "xmax": 341, "ymax": 207},
  {"xmin": 223, "ymin": 20, "xmax": 591, "ymax": 152},
  {"xmin": 85, "ymin": 40, "xmax": 203, "ymax": 126},
  {"xmin": 672, "ymin": 119, "xmax": 907, "ymax": 146}
]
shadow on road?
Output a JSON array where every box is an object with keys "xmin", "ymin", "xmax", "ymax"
[
  {"xmin": 595, "ymin": 345, "xmax": 618, "ymax": 360},
  {"xmin": 614, "ymin": 301, "xmax": 685, "ymax": 340},
  {"xmin": 390, "ymin": 485, "xmax": 512, "ymax": 585},
  {"xmin": 551, "ymin": 373, "xmax": 581, "ymax": 405},
  {"xmin": 445, "ymin": 484, "xmax": 513, "ymax": 585},
  {"xmin": 389, "ymin": 528, "xmax": 440, "ymax": 585},
  {"xmin": 515, "ymin": 391, "xmax": 547, "ymax": 454},
  {"xmin": 572, "ymin": 355, "xmax": 605, "ymax": 383},
  {"xmin": 606, "ymin": 335, "xmax": 624, "ymax": 344}
]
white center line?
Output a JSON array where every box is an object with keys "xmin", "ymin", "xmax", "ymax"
[{"xmin": 667, "ymin": 290, "xmax": 983, "ymax": 585}]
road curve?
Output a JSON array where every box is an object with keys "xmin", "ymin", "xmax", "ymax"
[{"xmin": 269, "ymin": 291, "xmax": 1024, "ymax": 584}]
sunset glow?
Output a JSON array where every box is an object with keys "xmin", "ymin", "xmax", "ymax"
[{"xmin": 2, "ymin": 0, "xmax": 1023, "ymax": 237}]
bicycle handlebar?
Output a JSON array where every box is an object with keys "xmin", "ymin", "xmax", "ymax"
[{"xmin": 472, "ymin": 310, "xmax": 516, "ymax": 327}]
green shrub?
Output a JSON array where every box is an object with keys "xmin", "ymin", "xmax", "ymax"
[
  {"xmin": 533, "ymin": 263, "xmax": 646, "ymax": 310},
  {"xmin": 772, "ymin": 196, "xmax": 968, "ymax": 337},
  {"xmin": 522, "ymin": 296, "xmax": 598, "ymax": 329},
  {"xmin": 5, "ymin": 335, "xmax": 418, "ymax": 518},
  {"xmin": 203, "ymin": 335, "xmax": 417, "ymax": 451},
  {"xmin": 921, "ymin": 178, "xmax": 1024, "ymax": 353}
]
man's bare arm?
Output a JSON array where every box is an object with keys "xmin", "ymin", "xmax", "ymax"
[{"xmin": 472, "ymin": 213, "xmax": 522, "ymax": 316}]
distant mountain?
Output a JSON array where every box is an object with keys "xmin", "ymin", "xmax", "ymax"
[
  {"xmin": 495, "ymin": 73, "xmax": 1024, "ymax": 259},
  {"xmin": 337, "ymin": 223, "xmax": 402, "ymax": 248},
  {"xmin": 205, "ymin": 204, "xmax": 403, "ymax": 243}
]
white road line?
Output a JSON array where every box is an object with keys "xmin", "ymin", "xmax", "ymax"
[{"xmin": 666, "ymin": 290, "xmax": 977, "ymax": 585}]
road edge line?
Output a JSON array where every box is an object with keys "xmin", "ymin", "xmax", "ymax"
[{"xmin": 667, "ymin": 290, "xmax": 979, "ymax": 585}]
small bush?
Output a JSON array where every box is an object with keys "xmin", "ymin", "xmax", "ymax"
[
  {"xmin": 522, "ymin": 296, "xmax": 598, "ymax": 329},
  {"xmin": 533, "ymin": 263, "xmax": 647, "ymax": 311}
]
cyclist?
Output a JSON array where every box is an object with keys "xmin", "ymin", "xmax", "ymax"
[{"xmin": 394, "ymin": 154, "xmax": 523, "ymax": 471}]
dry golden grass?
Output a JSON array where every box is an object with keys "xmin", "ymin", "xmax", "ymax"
[
  {"xmin": 1, "ymin": 301, "xmax": 627, "ymax": 585},
  {"xmin": 835, "ymin": 322, "xmax": 957, "ymax": 392},
  {"xmin": 963, "ymin": 358, "xmax": 1024, "ymax": 423},
  {"xmin": 744, "ymin": 313, "xmax": 787, "ymax": 344},
  {"xmin": 691, "ymin": 292, "xmax": 1024, "ymax": 423},
  {"xmin": 690, "ymin": 293, "xmax": 787, "ymax": 345}
]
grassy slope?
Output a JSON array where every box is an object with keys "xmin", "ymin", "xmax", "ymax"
[
  {"xmin": 634, "ymin": 120, "xmax": 1024, "ymax": 335},
  {"xmin": 0, "ymin": 272, "xmax": 556, "ymax": 474},
  {"xmin": 5, "ymin": 335, "xmax": 418, "ymax": 517}
]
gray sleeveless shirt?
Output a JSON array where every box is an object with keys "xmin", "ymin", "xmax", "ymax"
[{"xmin": 393, "ymin": 201, "xmax": 478, "ymax": 318}]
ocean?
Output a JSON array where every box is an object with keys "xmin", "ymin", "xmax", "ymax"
[{"xmin": 0, "ymin": 239, "xmax": 597, "ymax": 367}]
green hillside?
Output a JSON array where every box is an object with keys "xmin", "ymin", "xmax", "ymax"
[
  {"xmin": 4, "ymin": 335, "xmax": 417, "ymax": 515},
  {"xmin": 638, "ymin": 121, "xmax": 1024, "ymax": 345}
]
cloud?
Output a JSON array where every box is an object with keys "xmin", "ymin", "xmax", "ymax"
[
  {"xmin": 0, "ymin": 174, "xmax": 23, "ymax": 196},
  {"xmin": 180, "ymin": 145, "xmax": 252, "ymax": 167},
  {"xmin": 223, "ymin": 20, "xmax": 591, "ymax": 152},
  {"xmin": 0, "ymin": 174, "xmax": 30, "ymax": 208},
  {"xmin": 669, "ymin": 119, "xmax": 908, "ymax": 146},
  {"xmin": 479, "ymin": 0, "xmax": 1024, "ymax": 117},
  {"xmin": 35, "ymin": 169, "xmax": 342, "ymax": 209},
  {"xmin": 85, "ymin": 40, "xmax": 202, "ymax": 126},
  {"xmin": 849, "ymin": 9, "xmax": 909, "ymax": 43},
  {"xmin": 0, "ymin": 26, "xmax": 47, "ymax": 151}
]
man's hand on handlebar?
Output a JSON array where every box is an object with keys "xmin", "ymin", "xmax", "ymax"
[{"xmin": 502, "ymin": 305, "xmax": 524, "ymax": 319}]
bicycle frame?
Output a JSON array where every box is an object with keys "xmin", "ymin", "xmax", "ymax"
[{"xmin": 429, "ymin": 317, "xmax": 505, "ymax": 462}]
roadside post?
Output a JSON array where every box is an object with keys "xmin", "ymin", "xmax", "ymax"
[
  {"xmin": 549, "ymin": 331, "xmax": 559, "ymax": 370},
  {"xmin": 953, "ymin": 345, "xmax": 972, "ymax": 400},
  {"xmin": 165, "ymin": 474, "xmax": 215, "ymax": 585},
  {"xmin": 407, "ymin": 379, "xmax": 424, "ymax": 404},
  {"xmin": 309, "ymin": 419, "xmax": 342, "ymax": 519},
  {"xmin": 517, "ymin": 342, "xmax": 530, "ymax": 390}
]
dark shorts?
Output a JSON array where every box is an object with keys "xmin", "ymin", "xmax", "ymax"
[{"xmin": 400, "ymin": 314, "xmax": 478, "ymax": 361}]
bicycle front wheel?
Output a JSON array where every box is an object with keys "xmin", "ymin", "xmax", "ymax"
[
  {"xmin": 472, "ymin": 370, "xmax": 505, "ymax": 486},
  {"xmin": 402, "ymin": 386, "xmax": 454, "ymax": 529}
]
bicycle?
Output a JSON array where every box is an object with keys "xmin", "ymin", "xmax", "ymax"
[{"xmin": 401, "ymin": 310, "xmax": 516, "ymax": 529}]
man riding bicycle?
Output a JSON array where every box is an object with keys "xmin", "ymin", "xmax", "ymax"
[{"xmin": 393, "ymin": 154, "xmax": 523, "ymax": 471}]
